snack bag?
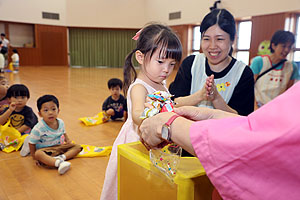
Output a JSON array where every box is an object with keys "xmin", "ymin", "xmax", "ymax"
[
  {"xmin": 76, "ymin": 144, "xmax": 112, "ymax": 157},
  {"xmin": 0, "ymin": 120, "xmax": 27, "ymax": 153},
  {"xmin": 79, "ymin": 111, "xmax": 110, "ymax": 126}
]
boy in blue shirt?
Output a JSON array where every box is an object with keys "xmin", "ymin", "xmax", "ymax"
[{"xmin": 25, "ymin": 95, "xmax": 82, "ymax": 175}]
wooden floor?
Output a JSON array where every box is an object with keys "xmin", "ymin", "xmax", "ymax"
[{"xmin": 0, "ymin": 66, "xmax": 178, "ymax": 200}]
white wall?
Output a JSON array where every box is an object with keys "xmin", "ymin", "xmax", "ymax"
[
  {"xmin": 0, "ymin": 0, "xmax": 67, "ymax": 25},
  {"xmin": 145, "ymin": 0, "xmax": 300, "ymax": 25},
  {"xmin": 0, "ymin": 0, "xmax": 299, "ymax": 28},
  {"xmin": 66, "ymin": 0, "xmax": 146, "ymax": 28}
]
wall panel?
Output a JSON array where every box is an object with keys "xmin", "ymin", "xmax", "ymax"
[
  {"xmin": 171, "ymin": 24, "xmax": 191, "ymax": 62},
  {"xmin": 249, "ymin": 13, "xmax": 286, "ymax": 60},
  {"xmin": 8, "ymin": 24, "xmax": 68, "ymax": 66}
]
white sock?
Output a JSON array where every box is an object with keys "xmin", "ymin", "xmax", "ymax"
[
  {"xmin": 60, "ymin": 154, "xmax": 66, "ymax": 160},
  {"xmin": 54, "ymin": 154, "xmax": 66, "ymax": 161},
  {"xmin": 55, "ymin": 158, "xmax": 63, "ymax": 167}
]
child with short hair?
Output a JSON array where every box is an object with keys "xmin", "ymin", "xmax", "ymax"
[
  {"xmin": 0, "ymin": 76, "xmax": 9, "ymax": 113},
  {"xmin": 25, "ymin": 95, "xmax": 82, "ymax": 174},
  {"xmin": 11, "ymin": 49, "xmax": 19, "ymax": 73},
  {"xmin": 102, "ymin": 78, "xmax": 127, "ymax": 121},
  {"xmin": 100, "ymin": 23, "xmax": 182, "ymax": 200},
  {"xmin": 0, "ymin": 84, "xmax": 38, "ymax": 134}
]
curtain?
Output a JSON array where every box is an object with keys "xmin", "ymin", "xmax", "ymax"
[{"xmin": 69, "ymin": 28, "xmax": 137, "ymax": 67}]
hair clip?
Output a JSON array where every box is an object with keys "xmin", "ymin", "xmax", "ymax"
[{"xmin": 132, "ymin": 29, "xmax": 142, "ymax": 41}]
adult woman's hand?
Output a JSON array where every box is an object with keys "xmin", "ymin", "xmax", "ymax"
[{"xmin": 139, "ymin": 112, "xmax": 175, "ymax": 148}]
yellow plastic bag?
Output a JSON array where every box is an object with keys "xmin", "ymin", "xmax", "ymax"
[
  {"xmin": 0, "ymin": 120, "xmax": 27, "ymax": 153},
  {"xmin": 9, "ymin": 62, "xmax": 14, "ymax": 71},
  {"xmin": 76, "ymin": 144, "xmax": 112, "ymax": 157},
  {"xmin": 79, "ymin": 111, "xmax": 110, "ymax": 126}
]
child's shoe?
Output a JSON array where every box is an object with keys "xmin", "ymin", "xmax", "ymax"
[
  {"xmin": 58, "ymin": 161, "xmax": 71, "ymax": 175},
  {"xmin": 20, "ymin": 136, "xmax": 30, "ymax": 157}
]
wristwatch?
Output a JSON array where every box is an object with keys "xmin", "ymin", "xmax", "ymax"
[{"xmin": 161, "ymin": 114, "xmax": 180, "ymax": 142}]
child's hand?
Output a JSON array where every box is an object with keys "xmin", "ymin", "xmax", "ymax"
[
  {"xmin": 64, "ymin": 140, "xmax": 71, "ymax": 144},
  {"xmin": 9, "ymin": 102, "xmax": 17, "ymax": 111}
]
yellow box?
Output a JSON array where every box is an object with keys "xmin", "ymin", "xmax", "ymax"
[{"xmin": 118, "ymin": 141, "xmax": 214, "ymax": 200}]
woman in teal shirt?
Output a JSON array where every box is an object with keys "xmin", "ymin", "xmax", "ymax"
[{"xmin": 250, "ymin": 30, "xmax": 298, "ymax": 109}]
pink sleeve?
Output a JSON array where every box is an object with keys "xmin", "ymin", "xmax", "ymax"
[{"xmin": 189, "ymin": 82, "xmax": 300, "ymax": 200}]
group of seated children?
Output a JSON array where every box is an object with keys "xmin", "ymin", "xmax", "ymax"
[{"xmin": 0, "ymin": 77, "xmax": 82, "ymax": 175}]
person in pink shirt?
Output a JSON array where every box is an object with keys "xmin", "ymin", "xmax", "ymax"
[{"xmin": 139, "ymin": 82, "xmax": 300, "ymax": 200}]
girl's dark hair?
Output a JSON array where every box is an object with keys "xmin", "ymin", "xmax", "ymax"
[
  {"xmin": 200, "ymin": 9, "xmax": 236, "ymax": 55},
  {"xmin": 270, "ymin": 30, "xmax": 295, "ymax": 53},
  {"xmin": 123, "ymin": 23, "xmax": 182, "ymax": 95},
  {"xmin": 37, "ymin": 94, "xmax": 59, "ymax": 111},
  {"xmin": 6, "ymin": 84, "xmax": 30, "ymax": 98}
]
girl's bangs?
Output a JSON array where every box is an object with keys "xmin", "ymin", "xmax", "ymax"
[{"xmin": 155, "ymin": 38, "xmax": 182, "ymax": 62}]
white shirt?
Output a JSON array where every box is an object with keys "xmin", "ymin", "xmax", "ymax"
[
  {"xmin": 11, "ymin": 53, "xmax": 19, "ymax": 63},
  {"xmin": 1, "ymin": 38, "xmax": 9, "ymax": 47}
]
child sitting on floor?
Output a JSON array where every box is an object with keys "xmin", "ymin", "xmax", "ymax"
[
  {"xmin": 25, "ymin": 95, "xmax": 82, "ymax": 174},
  {"xmin": 0, "ymin": 84, "xmax": 38, "ymax": 134},
  {"xmin": 102, "ymin": 78, "xmax": 127, "ymax": 121},
  {"xmin": 0, "ymin": 76, "xmax": 9, "ymax": 113}
]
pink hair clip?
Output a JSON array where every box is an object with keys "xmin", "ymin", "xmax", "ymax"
[{"xmin": 132, "ymin": 29, "xmax": 142, "ymax": 41}]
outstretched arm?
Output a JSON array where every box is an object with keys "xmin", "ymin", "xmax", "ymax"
[{"xmin": 139, "ymin": 106, "xmax": 238, "ymax": 153}]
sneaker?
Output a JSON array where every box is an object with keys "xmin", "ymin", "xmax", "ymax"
[
  {"xmin": 20, "ymin": 136, "xmax": 30, "ymax": 157},
  {"xmin": 58, "ymin": 161, "xmax": 71, "ymax": 175}
]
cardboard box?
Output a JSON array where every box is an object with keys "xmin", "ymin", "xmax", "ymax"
[{"xmin": 118, "ymin": 141, "xmax": 214, "ymax": 200}]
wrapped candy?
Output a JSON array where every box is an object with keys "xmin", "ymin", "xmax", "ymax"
[{"xmin": 140, "ymin": 91, "xmax": 175, "ymax": 119}]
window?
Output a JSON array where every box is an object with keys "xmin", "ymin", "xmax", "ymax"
[
  {"xmin": 236, "ymin": 21, "xmax": 252, "ymax": 65},
  {"xmin": 294, "ymin": 15, "xmax": 300, "ymax": 62},
  {"xmin": 8, "ymin": 23, "xmax": 35, "ymax": 47},
  {"xmin": 192, "ymin": 25, "xmax": 201, "ymax": 54}
]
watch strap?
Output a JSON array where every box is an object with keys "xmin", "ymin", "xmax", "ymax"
[{"xmin": 165, "ymin": 114, "xmax": 180, "ymax": 126}]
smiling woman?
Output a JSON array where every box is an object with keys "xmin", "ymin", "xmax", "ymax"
[
  {"xmin": 169, "ymin": 8, "xmax": 255, "ymax": 116},
  {"xmin": 250, "ymin": 30, "xmax": 299, "ymax": 109}
]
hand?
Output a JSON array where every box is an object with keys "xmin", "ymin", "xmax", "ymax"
[
  {"xmin": 139, "ymin": 112, "xmax": 175, "ymax": 149},
  {"xmin": 205, "ymin": 74, "xmax": 218, "ymax": 101},
  {"xmin": 64, "ymin": 140, "xmax": 71, "ymax": 144},
  {"xmin": 9, "ymin": 102, "xmax": 17, "ymax": 111}
]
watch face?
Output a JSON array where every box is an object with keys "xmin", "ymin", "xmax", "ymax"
[{"xmin": 161, "ymin": 125, "xmax": 169, "ymax": 140}]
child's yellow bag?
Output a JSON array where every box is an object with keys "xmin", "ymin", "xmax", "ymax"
[
  {"xmin": 0, "ymin": 120, "xmax": 27, "ymax": 153},
  {"xmin": 8, "ymin": 62, "xmax": 14, "ymax": 72},
  {"xmin": 76, "ymin": 144, "xmax": 112, "ymax": 157},
  {"xmin": 79, "ymin": 111, "xmax": 110, "ymax": 126}
]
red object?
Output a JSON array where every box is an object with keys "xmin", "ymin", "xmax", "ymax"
[{"xmin": 161, "ymin": 103, "xmax": 174, "ymax": 113}]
